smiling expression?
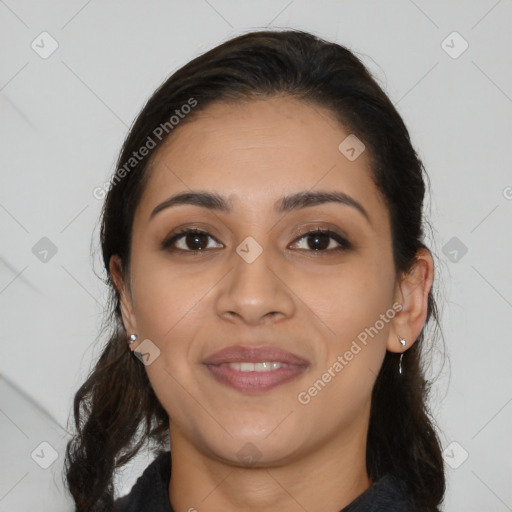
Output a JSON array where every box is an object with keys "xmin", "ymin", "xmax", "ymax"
[{"xmin": 113, "ymin": 95, "xmax": 401, "ymax": 465}]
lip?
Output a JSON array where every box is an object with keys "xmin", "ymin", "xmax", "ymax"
[
  {"xmin": 202, "ymin": 345, "xmax": 309, "ymax": 393},
  {"xmin": 203, "ymin": 345, "xmax": 309, "ymax": 366}
]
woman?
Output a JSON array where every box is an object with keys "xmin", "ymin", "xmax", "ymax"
[{"xmin": 64, "ymin": 29, "xmax": 446, "ymax": 511}]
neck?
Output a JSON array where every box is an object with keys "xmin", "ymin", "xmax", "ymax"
[{"xmin": 168, "ymin": 419, "xmax": 371, "ymax": 512}]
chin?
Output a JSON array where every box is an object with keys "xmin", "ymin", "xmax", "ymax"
[
  {"xmin": 199, "ymin": 425, "xmax": 303, "ymax": 467},
  {"xmin": 216, "ymin": 440, "xmax": 298, "ymax": 468}
]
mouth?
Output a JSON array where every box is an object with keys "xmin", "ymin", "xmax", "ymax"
[{"xmin": 202, "ymin": 345, "xmax": 309, "ymax": 393}]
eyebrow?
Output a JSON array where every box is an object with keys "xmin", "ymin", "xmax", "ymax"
[{"xmin": 150, "ymin": 190, "xmax": 371, "ymax": 224}]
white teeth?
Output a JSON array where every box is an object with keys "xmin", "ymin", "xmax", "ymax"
[{"xmin": 227, "ymin": 362, "xmax": 289, "ymax": 372}]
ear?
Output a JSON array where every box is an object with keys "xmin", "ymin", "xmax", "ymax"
[
  {"xmin": 109, "ymin": 255, "xmax": 138, "ymax": 338},
  {"xmin": 386, "ymin": 248, "xmax": 434, "ymax": 354}
]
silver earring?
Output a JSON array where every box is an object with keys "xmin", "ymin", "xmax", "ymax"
[
  {"xmin": 128, "ymin": 334, "xmax": 137, "ymax": 351},
  {"xmin": 398, "ymin": 335, "xmax": 406, "ymax": 375}
]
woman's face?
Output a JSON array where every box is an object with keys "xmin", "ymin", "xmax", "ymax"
[{"xmin": 115, "ymin": 96, "xmax": 404, "ymax": 466}]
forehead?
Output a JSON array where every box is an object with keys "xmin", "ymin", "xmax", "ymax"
[{"xmin": 137, "ymin": 97, "xmax": 387, "ymax": 224}]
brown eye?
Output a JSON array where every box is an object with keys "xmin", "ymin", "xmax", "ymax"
[
  {"xmin": 161, "ymin": 227, "xmax": 351, "ymax": 255},
  {"xmin": 161, "ymin": 229, "xmax": 222, "ymax": 253},
  {"xmin": 290, "ymin": 228, "xmax": 351, "ymax": 252}
]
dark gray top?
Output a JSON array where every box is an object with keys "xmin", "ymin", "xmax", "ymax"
[{"xmin": 113, "ymin": 451, "xmax": 416, "ymax": 511}]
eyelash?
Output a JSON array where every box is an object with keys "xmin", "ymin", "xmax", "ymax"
[{"xmin": 161, "ymin": 227, "xmax": 352, "ymax": 255}]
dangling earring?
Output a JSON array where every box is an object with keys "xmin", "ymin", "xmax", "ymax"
[
  {"xmin": 398, "ymin": 335, "xmax": 406, "ymax": 375},
  {"xmin": 128, "ymin": 334, "xmax": 138, "ymax": 352}
]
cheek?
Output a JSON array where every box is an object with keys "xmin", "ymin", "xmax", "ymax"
[
  {"xmin": 300, "ymin": 259, "xmax": 393, "ymax": 394},
  {"xmin": 294, "ymin": 280, "xmax": 391, "ymax": 429},
  {"xmin": 300, "ymin": 258, "xmax": 394, "ymax": 342},
  {"xmin": 130, "ymin": 251, "xmax": 216, "ymax": 340},
  {"xmin": 129, "ymin": 258, "xmax": 210, "ymax": 408}
]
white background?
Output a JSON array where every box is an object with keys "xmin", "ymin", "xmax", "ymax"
[{"xmin": 1, "ymin": 0, "xmax": 511, "ymax": 510}]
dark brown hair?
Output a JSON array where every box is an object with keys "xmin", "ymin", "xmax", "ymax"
[{"xmin": 64, "ymin": 29, "xmax": 445, "ymax": 511}]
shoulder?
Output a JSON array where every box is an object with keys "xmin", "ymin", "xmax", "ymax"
[
  {"xmin": 341, "ymin": 473, "xmax": 416, "ymax": 512},
  {"xmin": 113, "ymin": 451, "xmax": 172, "ymax": 512}
]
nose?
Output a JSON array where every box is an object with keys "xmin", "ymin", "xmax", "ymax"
[{"xmin": 215, "ymin": 242, "xmax": 296, "ymax": 326}]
